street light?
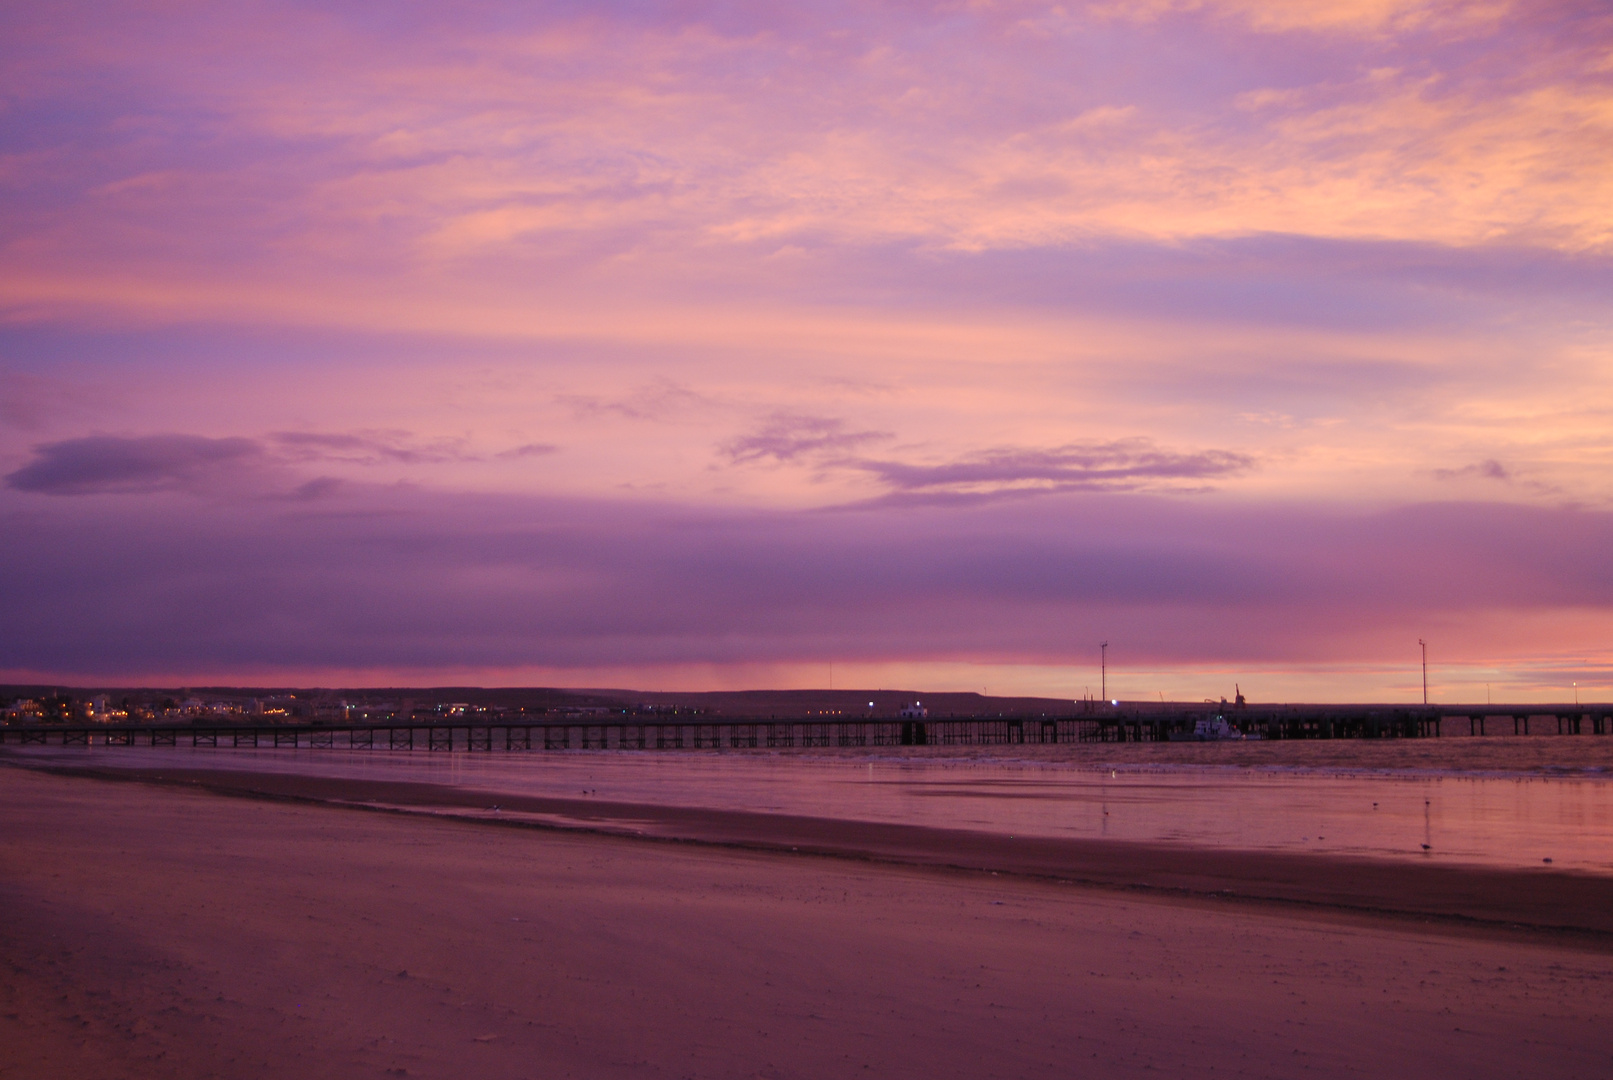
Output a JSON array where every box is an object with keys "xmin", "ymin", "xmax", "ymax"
[
  {"xmin": 1419, "ymin": 639, "xmax": 1427, "ymax": 705},
  {"xmin": 1100, "ymin": 641, "xmax": 1109, "ymax": 702}
]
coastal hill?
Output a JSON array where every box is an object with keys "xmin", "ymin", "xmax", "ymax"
[{"xmin": 1, "ymin": 685, "xmax": 1079, "ymax": 720}]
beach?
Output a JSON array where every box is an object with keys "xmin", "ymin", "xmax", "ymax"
[{"xmin": 4, "ymin": 755, "xmax": 1613, "ymax": 1078}]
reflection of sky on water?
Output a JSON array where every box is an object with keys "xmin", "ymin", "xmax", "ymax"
[{"xmin": 16, "ymin": 747, "xmax": 1613, "ymax": 876}]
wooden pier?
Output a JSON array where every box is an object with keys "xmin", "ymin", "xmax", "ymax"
[{"xmin": 2, "ymin": 703, "xmax": 1610, "ymax": 751}]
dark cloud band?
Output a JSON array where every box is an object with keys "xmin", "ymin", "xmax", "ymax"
[{"xmin": 1, "ymin": 486, "xmax": 1608, "ymax": 677}]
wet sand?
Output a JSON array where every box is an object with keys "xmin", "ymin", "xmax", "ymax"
[
  {"xmin": 19, "ymin": 737, "xmax": 1613, "ymax": 874},
  {"xmin": 29, "ymin": 759, "xmax": 1613, "ymax": 935},
  {"xmin": 4, "ymin": 764, "xmax": 1613, "ymax": 1078}
]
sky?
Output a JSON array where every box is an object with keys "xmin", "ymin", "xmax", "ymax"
[{"xmin": 2, "ymin": 0, "xmax": 1611, "ymax": 702}]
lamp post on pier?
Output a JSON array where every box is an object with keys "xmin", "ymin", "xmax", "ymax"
[
  {"xmin": 1419, "ymin": 639, "xmax": 1428, "ymax": 705},
  {"xmin": 1100, "ymin": 641, "xmax": 1109, "ymax": 703}
]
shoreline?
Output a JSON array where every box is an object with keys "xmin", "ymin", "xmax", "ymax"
[{"xmin": 16, "ymin": 757, "xmax": 1613, "ymax": 940}]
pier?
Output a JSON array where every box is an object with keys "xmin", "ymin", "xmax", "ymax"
[{"xmin": 3, "ymin": 702, "xmax": 1611, "ymax": 751}]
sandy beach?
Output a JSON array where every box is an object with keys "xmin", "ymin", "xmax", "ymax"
[{"xmin": 4, "ymin": 761, "xmax": 1613, "ymax": 1079}]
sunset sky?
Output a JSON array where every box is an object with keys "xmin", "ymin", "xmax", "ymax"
[{"xmin": 2, "ymin": 0, "xmax": 1610, "ymax": 701}]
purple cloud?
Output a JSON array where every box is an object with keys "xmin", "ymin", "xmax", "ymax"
[
  {"xmin": 1435, "ymin": 459, "xmax": 1510, "ymax": 482},
  {"xmin": 850, "ymin": 440, "xmax": 1256, "ymax": 503},
  {"xmin": 497, "ymin": 443, "xmax": 559, "ymax": 459},
  {"xmin": 722, "ymin": 414, "xmax": 890, "ymax": 465},
  {"xmin": 269, "ymin": 431, "xmax": 470, "ymax": 465},
  {"xmin": 4, "ymin": 435, "xmax": 263, "ymax": 495},
  {"xmin": 557, "ymin": 382, "xmax": 715, "ymax": 422},
  {"xmin": 3, "ymin": 429, "xmax": 514, "ymax": 499}
]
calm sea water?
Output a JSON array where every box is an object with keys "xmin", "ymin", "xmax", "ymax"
[{"xmin": 13, "ymin": 740, "xmax": 1613, "ymax": 875}]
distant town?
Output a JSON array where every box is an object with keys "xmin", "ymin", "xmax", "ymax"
[
  {"xmin": 0, "ymin": 686, "xmax": 1076, "ymax": 726},
  {"xmin": 1, "ymin": 688, "xmax": 688, "ymax": 725}
]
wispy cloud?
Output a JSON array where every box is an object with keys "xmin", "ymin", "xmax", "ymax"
[
  {"xmin": 718, "ymin": 426, "xmax": 1255, "ymax": 503},
  {"xmin": 556, "ymin": 381, "xmax": 716, "ymax": 423},
  {"xmin": 268, "ymin": 430, "xmax": 471, "ymax": 465},
  {"xmin": 497, "ymin": 442, "xmax": 559, "ymax": 459},
  {"xmin": 718, "ymin": 420, "xmax": 1256, "ymax": 504},
  {"xmin": 1089, "ymin": 0, "xmax": 1517, "ymax": 36},
  {"xmin": 1435, "ymin": 458, "xmax": 1510, "ymax": 482},
  {"xmin": 721, "ymin": 414, "xmax": 890, "ymax": 465},
  {"xmin": 1432, "ymin": 457, "xmax": 1566, "ymax": 497},
  {"xmin": 848, "ymin": 440, "xmax": 1256, "ymax": 504},
  {"xmin": 5, "ymin": 0, "xmax": 1607, "ymax": 348}
]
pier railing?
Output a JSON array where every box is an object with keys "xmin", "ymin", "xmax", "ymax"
[{"xmin": 2, "ymin": 703, "xmax": 1610, "ymax": 750}]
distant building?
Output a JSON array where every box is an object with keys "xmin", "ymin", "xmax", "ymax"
[
  {"xmin": 898, "ymin": 702, "xmax": 928, "ymax": 719},
  {"xmin": 4, "ymin": 699, "xmax": 42, "ymax": 722},
  {"xmin": 313, "ymin": 700, "xmax": 352, "ymax": 721}
]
